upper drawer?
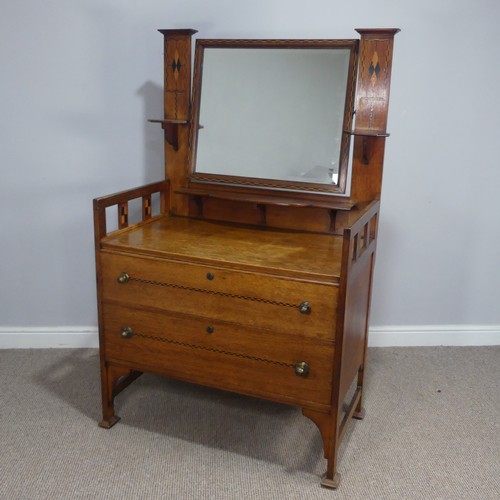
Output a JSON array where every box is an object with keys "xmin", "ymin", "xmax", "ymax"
[{"xmin": 100, "ymin": 252, "xmax": 338, "ymax": 340}]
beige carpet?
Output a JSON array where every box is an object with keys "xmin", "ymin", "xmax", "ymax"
[{"xmin": 1, "ymin": 347, "xmax": 499, "ymax": 499}]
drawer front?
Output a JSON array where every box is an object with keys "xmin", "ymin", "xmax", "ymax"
[
  {"xmin": 101, "ymin": 252, "xmax": 337, "ymax": 340},
  {"xmin": 103, "ymin": 303, "xmax": 334, "ymax": 407}
]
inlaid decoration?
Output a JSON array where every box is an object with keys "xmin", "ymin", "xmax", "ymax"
[
  {"xmin": 164, "ymin": 37, "xmax": 191, "ymax": 120},
  {"xmin": 355, "ymin": 34, "xmax": 397, "ymax": 131},
  {"xmin": 359, "ymin": 40, "xmax": 392, "ymax": 94},
  {"xmin": 171, "ymin": 50, "xmax": 182, "ymax": 80},
  {"xmin": 368, "ymin": 51, "xmax": 381, "ymax": 87}
]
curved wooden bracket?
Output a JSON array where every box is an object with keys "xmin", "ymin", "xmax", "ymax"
[
  {"xmin": 148, "ymin": 119, "xmax": 189, "ymax": 151},
  {"xmin": 302, "ymin": 408, "xmax": 335, "ymax": 458}
]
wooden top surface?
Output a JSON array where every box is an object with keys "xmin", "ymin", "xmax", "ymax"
[{"xmin": 101, "ymin": 216, "xmax": 343, "ymax": 283}]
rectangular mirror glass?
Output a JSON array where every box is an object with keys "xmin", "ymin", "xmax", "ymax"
[{"xmin": 189, "ymin": 40, "xmax": 358, "ymax": 195}]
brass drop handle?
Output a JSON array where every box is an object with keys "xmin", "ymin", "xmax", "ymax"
[
  {"xmin": 121, "ymin": 326, "xmax": 133, "ymax": 339},
  {"xmin": 294, "ymin": 361, "xmax": 310, "ymax": 377},
  {"xmin": 299, "ymin": 301, "xmax": 312, "ymax": 314},
  {"xmin": 117, "ymin": 272, "xmax": 130, "ymax": 284}
]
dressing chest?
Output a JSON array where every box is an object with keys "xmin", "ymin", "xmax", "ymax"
[{"xmin": 94, "ymin": 28, "xmax": 399, "ymax": 488}]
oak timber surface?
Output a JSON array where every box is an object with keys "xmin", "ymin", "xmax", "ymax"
[{"xmin": 101, "ymin": 215, "xmax": 343, "ymax": 282}]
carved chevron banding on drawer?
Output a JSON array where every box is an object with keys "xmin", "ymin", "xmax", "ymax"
[{"xmin": 124, "ymin": 275, "xmax": 305, "ymax": 310}]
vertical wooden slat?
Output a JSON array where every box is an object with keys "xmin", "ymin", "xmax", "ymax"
[
  {"xmin": 369, "ymin": 212, "xmax": 378, "ymax": 243},
  {"xmin": 160, "ymin": 187, "xmax": 168, "ymax": 214},
  {"xmin": 118, "ymin": 202, "xmax": 128, "ymax": 229},
  {"xmin": 142, "ymin": 195, "xmax": 152, "ymax": 221},
  {"xmin": 93, "ymin": 199, "xmax": 107, "ymax": 241},
  {"xmin": 362, "ymin": 223, "xmax": 369, "ymax": 251},
  {"xmin": 352, "ymin": 234, "xmax": 358, "ymax": 262}
]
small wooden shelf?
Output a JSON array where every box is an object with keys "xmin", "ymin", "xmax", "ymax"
[
  {"xmin": 343, "ymin": 129, "xmax": 390, "ymax": 137},
  {"xmin": 344, "ymin": 129, "xmax": 390, "ymax": 164},
  {"xmin": 176, "ymin": 187, "xmax": 357, "ymax": 210},
  {"xmin": 148, "ymin": 119, "xmax": 189, "ymax": 125}
]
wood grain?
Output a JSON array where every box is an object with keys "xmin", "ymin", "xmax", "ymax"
[{"xmin": 101, "ymin": 215, "xmax": 343, "ymax": 282}]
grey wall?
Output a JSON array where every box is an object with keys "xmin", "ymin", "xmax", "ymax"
[{"xmin": 1, "ymin": 0, "xmax": 499, "ymax": 329}]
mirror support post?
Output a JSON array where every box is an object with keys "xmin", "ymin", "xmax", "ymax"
[
  {"xmin": 350, "ymin": 29, "xmax": 400, "ymax": 203},
  {"xmin": 158, "ymin": 29, "xmax": 198, "ymax": 216}
]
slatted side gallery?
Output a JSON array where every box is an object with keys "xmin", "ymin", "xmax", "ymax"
[{"xmin": 93, "ymin": 181, "xmax": 169, "ymax": 241}]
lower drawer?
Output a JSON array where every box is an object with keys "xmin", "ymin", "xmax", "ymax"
[{"xmin": 102, "ymin": 303, "xmax": 334, "ymax": 407}]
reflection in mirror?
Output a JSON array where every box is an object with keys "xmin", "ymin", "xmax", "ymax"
[{"xmin": 192, "ymin": 44, "xmax": 355, "ymax": 192}]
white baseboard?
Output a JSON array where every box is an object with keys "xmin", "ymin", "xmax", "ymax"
[
  {"xmin": 0, "ymin": 327, "xmax": 99, "ymax": 349},
  {"xmin": 0, "ymin": 325, "xmax": 499, "ymax": 349},
  {"xmin": 368, "ymin": 325, "xmax": 500, "ymax": 347}
]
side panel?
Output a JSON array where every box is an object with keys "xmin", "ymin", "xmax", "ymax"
[
  {"xmin": 335, "ymin": 201, "xmax": 379, "ymax": 408},
  {"xmin": 338, "ymin": 250, "xmax": 374, "ymax": 401}
]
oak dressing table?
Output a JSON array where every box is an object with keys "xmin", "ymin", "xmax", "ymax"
[{"xmin": 93, "ymin": 28, "xmax": 399, "ymax": 488}]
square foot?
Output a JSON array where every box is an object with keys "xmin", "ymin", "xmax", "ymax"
[
  {"xmin": 353, "ymin": 407, "xmax": 366, "ymax": 420},
  {"xmin": 98, "ymin": 415, "xmax": 121, "ymax": 429},
  {"xmin": 320, "ymin": 472, "xmax": 341, "ymax": 489}
]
